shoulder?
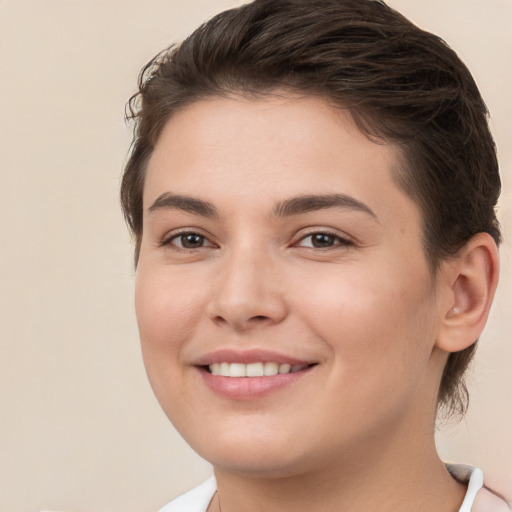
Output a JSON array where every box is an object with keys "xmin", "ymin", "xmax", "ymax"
[
  {"xmin": 446, "ymin": 464, "xmax": 510, "ymax": 512},
  {"xmin": 472, "ymin": 487, "xmax": 511, "ymax": 512},
  {"xmin": 158, "ymin": 477, "xmax": 217, "ymax": 512}
]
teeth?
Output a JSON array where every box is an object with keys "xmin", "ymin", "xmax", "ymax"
[
  {"xmin": 264, "ymin": 362, "xmax": 278, "ymax": 376},
  {"xmin": 246, "ymin": 362, "xmax": 264, "ymax": 377},
  {"xmin": 229, "ymin": 363, "xmax": 246, "ymax": 377},
  {"xmin": 220, "ymin": 362, "xmax": 230, "ymax": 376},
  {"xmin": 279, "ymin": 363, "xmax": 291, "ymax": 374},
  {"xmin": 209, "ymin": 362, "xmax": 308, "ymax": 377}
]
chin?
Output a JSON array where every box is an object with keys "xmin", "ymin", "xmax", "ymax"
[
  {"xmin": 181, "ymin": 421, "xmax": 325, "ymax": 479},
  {"xmin": 207, "ymin": 450, "xmax": 309, "ymax": 479}
]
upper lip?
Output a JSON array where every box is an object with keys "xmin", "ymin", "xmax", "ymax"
[{"xmin": 192, "ymin": 348, "xmax": 316, "ymax": 366}]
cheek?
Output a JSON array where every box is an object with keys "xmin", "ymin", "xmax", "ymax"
[
  {"xmin": 295, "ymin": 265, "xmax": 438, "ymax": 384},
  {"xmin": 134, "ymin": 268, "xmax": 204, "ymax": 405},
  {"xmin": 135, "ymin": 267, "xmax": 201, "ymax": 348},
  {"xmin": 134, "ymin": 268, "xmax": 200, "ymax": 418}
]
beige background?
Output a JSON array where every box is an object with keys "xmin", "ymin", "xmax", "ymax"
[{"xmin": 0, "ymin": 1, "xmax": 511, "ymax": 511}]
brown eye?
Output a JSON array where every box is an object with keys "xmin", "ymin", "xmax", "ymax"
[
  {"xmin": 310, "ymin": 233, "xmax": 336, "ymax": 248},
  {"xmin": 297, "ymin": 232, "xmax": 351, "ymax": 249},
  {"xmin": 169, "ymin": 232, "xmax": 211, "ymax": 249},
  {"xmin": 181, "ymin": 234, "xmax": 205, "ymax": 248}
]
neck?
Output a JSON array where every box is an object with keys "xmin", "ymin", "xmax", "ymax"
[{"xmin": 212, "ymin": 425, "xmax": 466, "ymax": 512}]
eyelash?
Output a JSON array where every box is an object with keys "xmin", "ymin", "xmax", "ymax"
[
  {"xmin": 161, "ymin": 229, "xmax": 353, "ymax": 252},
  {"xmin": 294, "ymin": 230, "xmax": 353, "ymax": 249},
  {"xmin": 161, "ymin": 231, "xmax": 214, "ymax": 250}
]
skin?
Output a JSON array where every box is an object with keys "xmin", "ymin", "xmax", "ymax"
[{"xmin": 135, "ymin": 94, "xmax": 497, "ymax": 512}]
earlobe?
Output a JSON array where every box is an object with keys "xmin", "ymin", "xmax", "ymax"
[{"xmin": 436, "ymin": 233, "xmax": 499, "ymax": 353}]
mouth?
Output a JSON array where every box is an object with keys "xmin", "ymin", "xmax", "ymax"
[
  {"xmin": 202, "ymin": 361, "xmax": 314, "ymax": 377},
  {"xmin": 193, "ymin": 349, "xmax": 318, "ymax": 399},
  {"xmin": 204, "ymin": 362, "xmax": 313, "ymax": 377},
  {"xmin": 197, "ymin": 360, "xmax": 317, "ymax": 400}
]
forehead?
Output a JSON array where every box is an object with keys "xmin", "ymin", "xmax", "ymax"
[{"xmin": 144, "ymin": 94, "xmax": 418, "ymax": 221}]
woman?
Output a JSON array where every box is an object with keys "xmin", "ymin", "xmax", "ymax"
[{"xmin": 121, "ymin": 1, "xmax": 509, "ymax": 510}]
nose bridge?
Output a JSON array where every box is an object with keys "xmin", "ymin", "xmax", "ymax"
[{"xmin": 208, "ymin": 238, "xmax": 287, "ymax": 329}]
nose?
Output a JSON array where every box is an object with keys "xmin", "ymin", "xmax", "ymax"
[{"xmin": 206, "ymin": 246, "xmax": 288, "ymax": 331}]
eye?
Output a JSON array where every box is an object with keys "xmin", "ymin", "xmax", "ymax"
[
  {"xmin": 296, "ymin": 231, "xmax": 351, "ymax": 249},
  {"xmin": 166, "ymin": 232, "xmax": 214, "ymax": 249}
]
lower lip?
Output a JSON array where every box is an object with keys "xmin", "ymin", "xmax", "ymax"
[{"xmin": 198, "ymin": 367, "xmax": 314, "ymax": 400}]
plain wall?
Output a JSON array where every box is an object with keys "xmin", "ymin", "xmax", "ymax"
[{"xmin": 1, "ymin": 1, "xmax": 511, "ymax": 511}]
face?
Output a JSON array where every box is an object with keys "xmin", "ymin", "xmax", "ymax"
[{"xmin": 136, "ymin": 94, "xmax": 448, "ymax": 478}]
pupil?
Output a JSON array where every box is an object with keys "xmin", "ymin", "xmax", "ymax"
[
  {"xmin": 182, "ymin": 234, "xmax": 203, "ymax": 248},
  {"xmin": 312, "ymin": 234, "xmax": 334, "ymax": 247}
]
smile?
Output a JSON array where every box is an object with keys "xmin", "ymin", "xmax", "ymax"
[{"xmin": 208, "ymin": 362, "xmax": 310, "ymax": 377}]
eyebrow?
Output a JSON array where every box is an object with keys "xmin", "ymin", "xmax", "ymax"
[
  {"xmin": 147, "ymin": 192, "xmax": 377, "ymax": 221},
  {"xmin": 271, "ymin": 194, "xmax": 377, "ymax": 220},
  {"xmin": 148, "ymin": 193, "xmax": 219, "ymax": 218}
]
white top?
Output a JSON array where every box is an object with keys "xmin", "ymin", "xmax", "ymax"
[{"xmin": 159, "ymin": 465, "xmax": 510, "ymax": 512}]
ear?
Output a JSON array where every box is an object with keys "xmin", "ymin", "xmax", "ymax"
[{"xmin": 435, "ymin": 233, "xmax": 499, "ymax": 353}]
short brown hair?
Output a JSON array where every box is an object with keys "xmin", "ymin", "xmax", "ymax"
[{"xmin": 121, "ymin": 0, "xmax": 501, "ymax": 417}]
